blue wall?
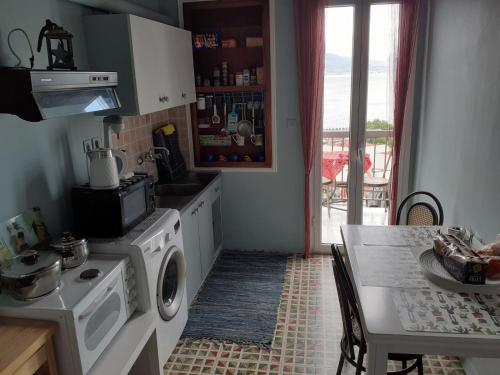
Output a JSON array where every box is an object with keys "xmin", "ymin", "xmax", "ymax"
[
  {"xmin": 222, "ymin": 0, "xmax": 305, "ymax": 252},
  {"xmin": 0, "ymin": 0, "xmax": 107, "ymax": 233}
]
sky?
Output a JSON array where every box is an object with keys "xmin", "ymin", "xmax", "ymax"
[{"xmin": 325, "ymin": 4, "xmax": 399, "ymax": 62}]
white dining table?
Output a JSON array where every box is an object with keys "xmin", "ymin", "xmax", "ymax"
[{"xmin": 341, "ymin": 225, "xmax": 500, "ymax": 374}]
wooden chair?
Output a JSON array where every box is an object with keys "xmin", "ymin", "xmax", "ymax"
[
  {"xmin": 322, "ymin": 177, "xmax": 334, "ymax": 218},
  {"xmin": 363, "ymin": 152, "xmax": 391, "ymax": 210},
  {"xmin": 396, "ymin": 191, "xmax": 444, "ymax": 225},
  {"xmin": 331, "ymin": 244, "xmax": 424, "ymax": 375}
]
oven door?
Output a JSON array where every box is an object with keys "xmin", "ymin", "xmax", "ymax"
[
  {"xmin": 73, "ymin": 268, "xmax": 128, "ymax": 374},
  {"xmin": 157, "ymin": 246, "xmax": 186, "ymax": 321},
  {"xmin": 120, "ymin": 180, "xmax": 149, "ymax": 231}
]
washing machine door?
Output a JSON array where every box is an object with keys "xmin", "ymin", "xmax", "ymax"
[{"xmin": 157, "ymin": 245, "xmax": 186, "ymax": 321}]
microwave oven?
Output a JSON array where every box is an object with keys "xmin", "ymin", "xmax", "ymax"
[{"xmin": 72, "ymin": 173, "xmax": 155, "ymax": 238}]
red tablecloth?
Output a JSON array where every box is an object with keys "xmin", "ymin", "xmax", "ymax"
[{"xmin": 322, "ymin": 151, "xmax": 372, "ymax": 180}]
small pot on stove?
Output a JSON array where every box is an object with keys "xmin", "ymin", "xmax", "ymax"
[
  {"xmin": 50, "ymin": 232, "xmax": 89, "ymax": 269},
  {"xmin": 0, "ymin": 250, "xmax": 62, "ymax": 300}
]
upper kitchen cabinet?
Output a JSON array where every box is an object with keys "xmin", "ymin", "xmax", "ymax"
[{"xmin": 84, "ymin": 14, "xmax": 196, "ymax": 116}]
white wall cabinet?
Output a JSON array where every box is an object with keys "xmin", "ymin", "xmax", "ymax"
[
  {"xmin": 180, "ymin": 177, "xmax": 223, "ymax": 304},
  {"xmin": 84, "ymin": 14, "xmax": 196, "ymax": 116}
]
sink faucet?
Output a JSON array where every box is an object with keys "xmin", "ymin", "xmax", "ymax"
[{"xmin": 144, "ymin": 147, "xmax": 169, "ymax": 162}]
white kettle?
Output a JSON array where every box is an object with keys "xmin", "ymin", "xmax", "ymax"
[{"xmin": 87, "ymin": 148, "xmax": 128, "ymax": 189}]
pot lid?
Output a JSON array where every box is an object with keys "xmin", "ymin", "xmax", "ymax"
[
  {"xmin": 0, "ymin": 250, "xmax": 61, "ymax": 279},
  {"xmin": 51, "ymin": 232, "xmax": 87, "ymax": 251}
]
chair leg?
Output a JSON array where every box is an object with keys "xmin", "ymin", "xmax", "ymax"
[
  {"xmin": 336, "ymin": 352, "xmax": 345, "ymax": 375},
  {"xmin": 402, "ymin": 359, "xmax": 407, "ymax": 370},
  {"xmin": 327, "ymin": 186, "xmax": 332, "ymax": 218},
  {"xmin": 417, "ymin": 356, "xmax": 424, "ymax": 375},
  {"xmin": 355, "ymin": 348, "xmax": 365, "ymax": 375}
]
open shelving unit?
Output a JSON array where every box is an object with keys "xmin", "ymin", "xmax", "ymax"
[{"xmin": 183, "ymin": 0, "xmax": 272, "ymax": 169}]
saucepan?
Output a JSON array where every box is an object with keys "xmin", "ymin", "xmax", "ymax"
[
  {"xmin": 0, "ymin": 250, "xmax": 62, "ymax": 300},
  {"xmin": 50, "ymin": 232, "xmax": 89, "ymax": 269}
]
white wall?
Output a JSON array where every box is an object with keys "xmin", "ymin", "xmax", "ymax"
[{"xmin": 413, "ymin": 1, "xmax": 500, "ymax": 373}]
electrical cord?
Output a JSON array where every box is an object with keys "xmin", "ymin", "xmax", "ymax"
[{"xmin": 7, "ymin": 28, "xmax": 35, "ymax": 69}]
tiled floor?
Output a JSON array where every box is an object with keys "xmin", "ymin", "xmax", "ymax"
[
  {"xmin": 321, "ymin": 204, "xmax": 388, "ymax": 245},
  {"xmin": 165, "ymin": 255, "xmax": 466, "ymax": 375}
]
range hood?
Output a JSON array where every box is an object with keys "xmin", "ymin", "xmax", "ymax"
[{"xmin": 0, "ymin": 68, "xmax": 121, "ymax": 122}]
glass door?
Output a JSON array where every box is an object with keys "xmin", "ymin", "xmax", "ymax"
[{"xmin": 318, "ymin": 1, "xmax": 400, "ymax": 249}]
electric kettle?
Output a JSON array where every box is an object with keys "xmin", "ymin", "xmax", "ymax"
[{"xmin": 87, "ymin": 148, "xmax": 127, "ymax": 189}]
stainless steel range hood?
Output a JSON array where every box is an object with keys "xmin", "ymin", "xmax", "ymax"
[{"xmin": 0, "ymin": 69, "xmax": 121, "ymax": 122}]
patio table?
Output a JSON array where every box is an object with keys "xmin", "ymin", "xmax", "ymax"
[
  {"xmin": 322, "ymin": 151, "xmax": 372, "ymax": 181},
  {"xmin": 341, "ymin": 225, "xmax": 500, "ymax": 374}
]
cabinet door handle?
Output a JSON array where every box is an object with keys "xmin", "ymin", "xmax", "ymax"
[
  {"xmin": 181, "ymin": 92, "xmax": 187, "ymax": 98},
  {"xmin": 159, "ymin": 96, "xmax": 164, "ymax": 103},
  {"xmin": 163, "ymin": 96, "xmax": 169, "ymax": 102}
]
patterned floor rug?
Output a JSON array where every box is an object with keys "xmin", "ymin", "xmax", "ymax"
[{"xmin": 182, "ymin": 251, "xmax": 288, "ymax": 347}]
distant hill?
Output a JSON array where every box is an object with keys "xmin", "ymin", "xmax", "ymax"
[{"xmin": 325, "ymin": 53, "xmax": 388, "ymax": 74}]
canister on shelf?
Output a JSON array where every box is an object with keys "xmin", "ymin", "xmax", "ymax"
[
  {"xmin": 235, "ymin": 72, "xmax": 244, "ymax": 86},
  {"xmin": 196, "ymin": 94, "xmax": 206, "ymax": 110},
  {"xmin": 243, "ymin": 69, "xmax": 250, "ymax": 86}
]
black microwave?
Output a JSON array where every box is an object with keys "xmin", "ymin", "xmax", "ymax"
[{"xmin": 72, "ymin": 173, "xmax": 155, "ymax": 238}]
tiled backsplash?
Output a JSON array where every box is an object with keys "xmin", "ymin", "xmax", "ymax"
[{"xmin": 111, "ymin": 105, "xmax": 191, "ymax": 180}]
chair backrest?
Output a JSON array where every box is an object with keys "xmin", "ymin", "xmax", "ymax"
[
  {"xmin": 331, "ymin": 244, "xmax": 365, "ymax": 353},
  {"xmin": 396, "ymin": 191, "xmax": 444, "ymax": 225}
]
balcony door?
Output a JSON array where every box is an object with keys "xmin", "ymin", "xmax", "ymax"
[{"xmin": 315, "ymin": 0, "xmax": 400, "ymax": 250}]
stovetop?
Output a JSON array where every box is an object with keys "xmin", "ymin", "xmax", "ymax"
[
  {"xmin": 78, "ymin": 173, "xmax": 151, "ymax": 191},
  {"xmin": 0, "ymin": 254, "xmax": 126, "ymax": 310}
]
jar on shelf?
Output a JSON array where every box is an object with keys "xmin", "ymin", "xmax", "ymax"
[
  {"xmin": 243, "ymin": 69, "xmax": 250, "ymax": 86},
  {"xmin": 235, "ymin": 72, "xmax": 244, "ymax": 86}
]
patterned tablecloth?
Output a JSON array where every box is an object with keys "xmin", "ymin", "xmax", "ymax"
[{"xmin": 393, "ymin": 289, "xmax": 500, "ymax": 335}]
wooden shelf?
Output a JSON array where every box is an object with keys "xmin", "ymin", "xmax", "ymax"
[
  {"xmin": 196, "ymin": 85, "xmax": 264, "ymax": 93},
  {"xmin": 197, "ymin": 161, "xmax": 267, "ymax": 168},
  {"xmin": 185, "ymin": 0, "xmax": 272, "ymax": 170},
  {"xmin": 194, "ymin": 46, "xmax": 262, "ymax": 53}
]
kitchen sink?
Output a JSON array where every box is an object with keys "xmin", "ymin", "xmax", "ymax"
[
  {"xmin": 155, "ymin": 183, "xmax": 204, "ymax": 196},
  {"xmin": 155, "ymin": 172, "xmax": 218, "ymax": 197}
]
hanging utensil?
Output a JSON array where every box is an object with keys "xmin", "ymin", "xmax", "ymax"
[
  {"xmin": 211, "ymin": 100, "xmax": 221, "ymax": 125},
  {"xmin": 236, "ymin": 103, "xmax": 253, "ymax": 138}
]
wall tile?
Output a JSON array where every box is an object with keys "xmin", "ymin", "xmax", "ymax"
[{"xmin": 112, "ymin": 105, "xmax": 192, "ymax": 180}]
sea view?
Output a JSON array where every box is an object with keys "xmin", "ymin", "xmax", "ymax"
[{"xmin": 323, "ymin": 72, "xmax": 394, "ymax": 130}]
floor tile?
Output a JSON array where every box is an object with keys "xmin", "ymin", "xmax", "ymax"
[{"xmin": 164, "ymin": 255, "xmax": 464, "ymax": 374}]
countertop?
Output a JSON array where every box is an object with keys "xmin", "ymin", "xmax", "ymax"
[
  {"xmin": 155, "ymin": 171, "xmax": 221, "ymax": 213},
  {"xmin": 0, "ymin": 317, "xmax": 57, "ymax": 375}
]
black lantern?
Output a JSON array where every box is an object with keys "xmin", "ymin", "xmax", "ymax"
[{"xmin": 37, "ymin": 19, "xmax": 76, "ymax": 70}]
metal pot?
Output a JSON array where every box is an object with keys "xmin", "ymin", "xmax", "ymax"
[
  {"xmin": 0, "ymin": 250, "xmax": 61, "ymax": 300},
  {"xmin": 50, "ymin": 232, "xmax": 89, "ymax": 269}
]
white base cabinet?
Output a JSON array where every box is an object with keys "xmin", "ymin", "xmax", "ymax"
[
  {"xmin": 84, "ymin": 14, "xmax": 196, "ymax": 116},
  {"xmin": 181, "ymin": 178, "xmax": 223, "ymax": 304}
]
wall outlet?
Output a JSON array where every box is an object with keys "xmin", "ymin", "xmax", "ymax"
[
  {"xmin": 91, "ymin": 137, "xmax": 102, "ymax": 149},
  {"xmin": 83, "ymin": 139, "xmax": 93, "ymax": 153}
]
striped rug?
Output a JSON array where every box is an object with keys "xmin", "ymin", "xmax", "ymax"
[{"xmin": 182, "ymin": 251, "xmax": 288, "ymax": 347}]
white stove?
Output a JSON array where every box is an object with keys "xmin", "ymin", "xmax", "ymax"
[{"xmin": 0, "ymin": 254, "xmax": 137, "ymax": 375}]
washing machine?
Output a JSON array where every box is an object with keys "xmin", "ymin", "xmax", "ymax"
[
  {"xmin": 130, "ymin": 209, "xmax": 188, "ymax": 367},
  {"xmin": 91, "ymin": 208, "xmax": 188, "ymax": 370}
]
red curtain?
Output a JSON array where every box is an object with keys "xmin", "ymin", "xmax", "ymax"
[
  {"xmin": 294, "ymin": 0, "xmax": 325, "ymax": 258},
  {"xmin": 389, "ymin": 0, "xmax": 422, "ymax": 224}
]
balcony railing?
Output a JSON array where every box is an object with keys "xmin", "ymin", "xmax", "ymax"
[{"xmin": 322, "ymin": 129, "xmax": 393, "ymax": 181}]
